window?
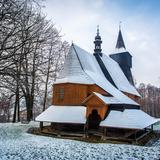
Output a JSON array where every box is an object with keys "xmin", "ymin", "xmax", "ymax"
[{"xmin": 59, "ymin": 88, "xmax": 64, "ymax": 100}]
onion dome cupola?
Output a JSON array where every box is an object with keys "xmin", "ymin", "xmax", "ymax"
[{"xmin": 94, "ymin": 25, "xmax": 102, "ymax": 56}]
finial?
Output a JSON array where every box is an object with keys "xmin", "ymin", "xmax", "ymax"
[
  {"xmin": 97, "ymin": 25, "xmax": 99, "ymax": 35},
  {"xmin": 119, "ymin": 21, "xmax": 122, "ymax": 30}
]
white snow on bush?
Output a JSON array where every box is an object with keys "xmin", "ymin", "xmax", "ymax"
[
  {"xmin": 0, "ymin": 122, "xmax": 160, "ymax": 160},
  {"xmin": 100, "ymin": 109, "xmax": 158, "ymax": 129},
  {"xmin": 35, "ymin": 105, "xmax": 86, "ymax": 124}
]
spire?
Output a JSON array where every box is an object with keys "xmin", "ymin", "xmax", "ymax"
[
  {"xmin": 94, "ymin": 25, "xmax": 102, "ymax": 56},
  {"xmin": 116, "ymin": 22, "xmax": 126, "ymax": 50}
]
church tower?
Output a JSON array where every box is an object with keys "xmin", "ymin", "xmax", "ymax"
[{"xmin": 109, "ymin": 24, "xmax": 134, "ymax": 85}]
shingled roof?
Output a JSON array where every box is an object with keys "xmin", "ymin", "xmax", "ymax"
[
  {"xmin": 55, "ymin": 44, "xmax": 94, "ymax": 85},
  {"xmin": 55, "ymin": 44, "xmax": 139, "ymax": 106},
  {"xmin": 116, "ymin": 29, "xmax": 126, "ymax": 50}
]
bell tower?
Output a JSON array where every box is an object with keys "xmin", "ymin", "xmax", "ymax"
[{"xmin": 109, "ymin": 23, "xmax": 134, "ymax": 85}]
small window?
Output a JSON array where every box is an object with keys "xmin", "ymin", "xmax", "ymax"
[{"xmin": 59, "ymin": 88, "xmax": 64, "ymax": 100}]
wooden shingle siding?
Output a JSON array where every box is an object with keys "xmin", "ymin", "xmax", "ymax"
[
  {"xmin": 53, "ymin": 83, "xmax": 88, "ymax": 105},
  {"xmin": 88, "ymin": 84, "xmax": 109, "ymax": 96},
  {"xmin": 52, "ymin": 83, "xmax": 109, "ymax": 106}
]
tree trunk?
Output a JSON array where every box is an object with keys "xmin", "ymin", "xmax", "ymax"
[
  {"xmin": 12, "ymin": 86, "xmax": 19, "ymax": 123},
  {"xmin": 12, "ymin": 102, "xmax": 17, "ymax": 123},
  {"xmin": 26, "ymin": 95, "xmax": 33, "ymax": 122},
  {"xmin": 17, "ymin": 99, "xmax": 20, "ymax": 122},
  {"xmin": 42, "ymin": 53, "xmax": 51, "ymax": 111}
]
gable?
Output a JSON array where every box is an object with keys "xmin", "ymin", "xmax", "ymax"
[
  {"xmin": 83, "ymin": 92, "xmax": 123, "ymax": 106},
  {"xmin": 83, "ymin": 94, "xmax": 106, "ymax": 106}
]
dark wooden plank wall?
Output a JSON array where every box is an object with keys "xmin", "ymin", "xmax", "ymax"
[{"xmin": 52, "ymin": 83, "xmax": 109, "ymax": 106}]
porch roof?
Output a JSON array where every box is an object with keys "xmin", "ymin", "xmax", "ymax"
[
  {"xmin": 100, "ymin": 109, "xmax": 158, "ymax": 129},
  {"xmin": 35, "ymin": 105, "xmax": 86, "ymax": 124}
]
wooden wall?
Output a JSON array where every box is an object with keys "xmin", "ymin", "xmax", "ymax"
[
  {"xmin": 52, "ymin": 83, "xmax": 109, "ymax": 106},
  {"xmin": 88, "ymin": 84, "xmax": 109, "ymax": 96},
  {"xmin": 52, "ymin": 83, "xmax": 140, "ymax": 119},
  {"xmin": 85, "ymin": 95, "xmax": 108, "ymax": 119},
  {"xmin": 52, "ymin": 83, "xmax": 88, "ymax": 105}
]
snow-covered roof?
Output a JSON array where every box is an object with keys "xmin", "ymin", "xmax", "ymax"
[
  {"xmin": 73, "ymin": 44, "xmax": 139, "ymax": 106},
  {"xmin": 35, "ymin": 105, "xmax": 86, "ymax": 124},
  {"xmin": 55, "ymin": 45, "xmax": 94, "ymax": 85},
  {"xmin": 100, "ymin": 109, "xmax": 158, "ymax": 129},
  {"xmin": 93, "ymin": 92, "xmax": 122, "ymax": 104},
  {"xmin": 100, "ymin": 54, "xmax": 140, "ymax": 96},
  {"xmin": 55, "ymin": 44, "xmax": 139, "ymax": 106}
]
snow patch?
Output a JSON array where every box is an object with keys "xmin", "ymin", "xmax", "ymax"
[{"xmin": 0, "ymin": 122, "xmax": 160, "ymax": 160}]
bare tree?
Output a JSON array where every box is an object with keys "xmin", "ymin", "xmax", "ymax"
[
  {"xmin": 137, "ymin": 83, "xmax": 160, "ymax": 118},
  {"xmin": 0, "ymin": 0, "xmax": 69, "ymax": 122}
]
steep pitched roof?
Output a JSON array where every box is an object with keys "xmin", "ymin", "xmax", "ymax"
[
  {"xmin": 56, "ymin": 44, "xmax": 139, "ymax": 105},
  {"xmin": 116, "ymin": 29, "xmax": 126, "ymax": 50},
  {"xmin": 55, "ymin": 44, "xmax": 94, "ymax": 84},
  {"xmin": 70, "ymin": 44, "xmax": 139, "ymax": 106},
  {"xmin": 100, "ymin": 54, "xmax": 140, "ymax": 96}
]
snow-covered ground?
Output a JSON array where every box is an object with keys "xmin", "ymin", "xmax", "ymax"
[{"xmin": 0, "ymin": 122, "xmax": 160, "ymax": 160}]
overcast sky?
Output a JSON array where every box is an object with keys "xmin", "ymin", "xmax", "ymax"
[{"xmin": 43, "ymin": 0, "xmax": 160, "ymax": 87}]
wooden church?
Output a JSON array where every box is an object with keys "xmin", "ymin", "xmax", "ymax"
[{"xmin": 36, "ymin": 27, "xmax": 158, "ymax": 139}]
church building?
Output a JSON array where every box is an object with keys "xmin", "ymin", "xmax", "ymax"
[{"xmin": 36, "ymin": 26, "xmax": 158, "ymax": 138}]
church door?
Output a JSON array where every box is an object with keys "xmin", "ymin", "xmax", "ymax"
[{"xmin": 87, "ymin": 109, "xmax": 101, "ymax": 130}]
